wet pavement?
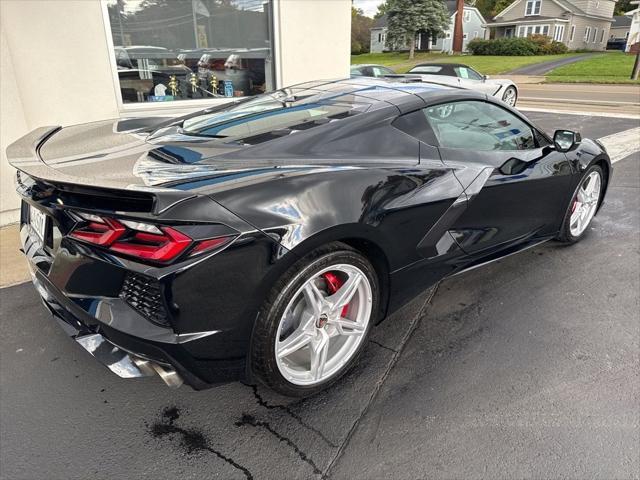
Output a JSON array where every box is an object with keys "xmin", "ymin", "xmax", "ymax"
[{"xmin": 1, "ymin": 113, "xmax": 638, "ymax": 480}]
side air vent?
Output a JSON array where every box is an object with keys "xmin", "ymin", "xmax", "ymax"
[{"xmin": 120, "ymin": 272, "xmax": 171, "ymax": 327}]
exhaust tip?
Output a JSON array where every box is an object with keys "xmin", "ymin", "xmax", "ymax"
[
  {"xmin": 76, "ymin": 333, "xmax": 184, "ymax": 388},
  {"xmin": 133, "ymin": 357, "xmax": 183, "ymax": 388}
]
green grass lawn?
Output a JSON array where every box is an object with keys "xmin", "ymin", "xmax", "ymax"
[
  {"xmin": 546, "ymin": 52, "xmax": 640, "ymax": 84},
  {"xmin": 350, "ymin": 52, "xmax": 581, "ymax": 75}
]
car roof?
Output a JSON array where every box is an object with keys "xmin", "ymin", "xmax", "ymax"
[
  {"xmin": 351, "ymin": 64, "xmax": 392, "ymax": 69},
  {"xmin": 285, "ymin": 77, "xmax": 483, "ymax": 113},
  {"xmin": 410, "ymin": 63, "xmax": 470, "ymax": 69}
]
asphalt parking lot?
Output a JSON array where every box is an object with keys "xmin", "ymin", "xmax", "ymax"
[{"xmin": 1, "ymin": 111, "xmax": 638, "ymax": 480}]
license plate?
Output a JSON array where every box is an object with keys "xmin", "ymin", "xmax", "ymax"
[{"xmin": 29, "ymin": 205, "xmax": 47, "ymax": 245}]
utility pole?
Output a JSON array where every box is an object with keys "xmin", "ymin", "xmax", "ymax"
[
  {"xmin": 452, "ymin": 0, "xmax": 464, "ymax": 54},
  {"xmin": 631, "ymin": 1, "xmax": 640, "ymax": 80}
]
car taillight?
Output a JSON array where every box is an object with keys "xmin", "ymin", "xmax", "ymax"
[
  {"xmin": 110, "ymin": 227, "xmax": 192, "ymax": 262},
  {"xmin": 69, "ymin": 213, "xmax": 234, "ymax": 263},
  {"xmin": 69, "ymin": 217, "xmax": 125, "ymax": 246}
]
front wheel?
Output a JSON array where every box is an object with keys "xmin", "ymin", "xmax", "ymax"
[
  {"xmin": 556, "ymin": 165, "xmax": 604, "ymax": 243},
  {"xmin": 502, "ymin": 86, "xmax": 518, "ymax": 107},
  {"xmin": 250, "ymin": 243, "xmax": 379, "ymax": 397}
]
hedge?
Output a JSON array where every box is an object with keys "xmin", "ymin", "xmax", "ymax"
[{"xmin": 468, "ymin": 35, "xmax": 568, "ymax": 56}]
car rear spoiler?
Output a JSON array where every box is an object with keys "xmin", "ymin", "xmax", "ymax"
[{"xmin": 7, "ymin": 126, "xmax": 195, "ymax": 215}]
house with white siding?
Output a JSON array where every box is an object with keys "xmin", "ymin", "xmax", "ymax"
[
  {"xmin": 370, "ymin": 1, "xmax": 487, "ymax": 53},
  {"xmin": 626, "ymin": 4, "xmax": 640, "ymax": 52},
  {"xmin": 485, "ymin": 0, "xmax": 615, "ymax": 50}
]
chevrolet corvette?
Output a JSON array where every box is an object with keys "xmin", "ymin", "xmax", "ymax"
[
  {"xmin": 406, "ymin": 63, "xmax": 519, "ymax": 107},
  {"xmin": 9, "ymin": 78, "xmax": 610, "ymax": 397}
]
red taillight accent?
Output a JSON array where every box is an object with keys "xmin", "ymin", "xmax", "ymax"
[
  {"xmin": 111, "ymin": 227, "xmax": 192, "ymax": 262},
  {"xmin": 69, "ymin": 219, "xmax": 125, "ymax": 246},
  {"xmin": 189, "ymin": 236, "xmax": 233, "ymax": 256},
  {"xmin": 69, "ymin": 214, "xmax": 235, "ymax": 264}
]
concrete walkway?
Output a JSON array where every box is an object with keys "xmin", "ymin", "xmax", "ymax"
[
  {"xmin": 0, "ymin": 224, "xmax": 29, "ymax": 287},
  {"xmin": 508, "ymin": 53, "xmax": 597, "ymax": 75}
]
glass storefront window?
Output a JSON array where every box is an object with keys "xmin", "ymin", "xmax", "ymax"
[{"xmin": 106, "ymin": 0, "xmax": 274, "ymax": 104}]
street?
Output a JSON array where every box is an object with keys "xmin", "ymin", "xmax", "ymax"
[
  {"xmin": 0, "ymin": 111, "xmax": 638, "ymax": 480},
  {"xmin": 513, "ymin": 83, "xmax": 640, "ymax": 116}
]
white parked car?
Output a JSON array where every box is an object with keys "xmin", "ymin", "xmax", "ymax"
[{"xmin": 405, "ymin": 63, "xmax": 518, "ymax": 107}]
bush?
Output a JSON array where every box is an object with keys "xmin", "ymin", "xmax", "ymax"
[
  {"xmin": 541, "ymin": 41, "xmax": 568, "ymax": 54},
  {"xmin": 468, "ymin": 35, "xmax": 568, "ymax": 56},
  {"xmin": 468, "ymin": 37, "xmax": 539, "ymax": 56},
  {"xmin": 529, "ymin": 34, "xmax": 568, "ymax": 54}
]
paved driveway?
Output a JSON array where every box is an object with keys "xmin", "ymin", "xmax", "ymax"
[
  {"xmin": 1, "ymin": 113, "xmax": 638, "ymax": 480},
  {"xmin": 508, "ymin": 54, "xmax": 597, "ymax": 75}
]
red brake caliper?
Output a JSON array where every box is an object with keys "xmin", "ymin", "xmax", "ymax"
[{"xmin": 322, "ymin": 272, "xmax": 349, "ymax": 317}]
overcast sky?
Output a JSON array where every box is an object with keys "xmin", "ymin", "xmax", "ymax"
[{"xmin": 353, "ymin": 0, "xmax": 385, "ymax": 17}]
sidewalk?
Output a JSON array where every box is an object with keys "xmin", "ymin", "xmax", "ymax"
[{"xmin": 0, "ymin": 224, "xmax": 29, "ymax": 287}]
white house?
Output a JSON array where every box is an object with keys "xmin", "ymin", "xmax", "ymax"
[
  {"xmin": 0, "ymin": 0, "xmax": 351, "ymax": 226},
  {"xmin": 369, "ymin": 1, "xmax": 487, "ymax": 53},
  {"xmin": 486, "ymin": 0, "xmax": 615, "ymax": 50},
  {"xmin": 626, "ymin": 3, "xmax": 640, "ymax": 52}
]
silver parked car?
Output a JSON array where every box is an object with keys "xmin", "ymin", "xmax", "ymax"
[{"xmin": 406, "ymin": 63, "xmax": 518, "ymax": 107}]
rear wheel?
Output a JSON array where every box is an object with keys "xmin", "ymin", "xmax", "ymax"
[
  {"xmin": 557, "ymin": 165, "xmax": 603, "ymax": 243},
  {"xmin": 251, "ymin": 243, "xmax": 379, "ymax": 397}
]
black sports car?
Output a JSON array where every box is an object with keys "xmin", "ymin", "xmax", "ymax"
[{"xmin": 9, "ymin": 78, "xmax": 611, "ymax": 397}]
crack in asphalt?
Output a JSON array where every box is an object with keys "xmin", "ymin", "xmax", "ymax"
[
  {"xmin": 321, "ymin": 284, "xmax": 440, "ymax": 479},
  {"xmin": 150, "ymin": 406, "xmax": 254, "ymax": 480},
  {"xmin": 368, "ymin": 339, "xmax": 398, "ymax": 353},
  {"xmin": 249, "ymin": 384, "xmax": 338, "ymax": 448},
  {"xmin": 235, "ymin": 413, "xmax": 323, "ymax": 476}
]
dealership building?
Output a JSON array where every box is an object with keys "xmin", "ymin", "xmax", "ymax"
[{"xmin": 0, "ymin": 0, "xmax": 350, "ymax": 225}]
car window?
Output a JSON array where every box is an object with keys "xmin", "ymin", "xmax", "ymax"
[
  {"xmin": 371, "ymin": 66, "xmax": 392, "ymax": 77},
  {"xmin": 393, "ymin": 109, "xmax": 438, "ymax": 145},
  {"xmin": 350, "ymin": 67, "xmax": 364, "ymax": 76},
  {"xmin": 409, "ymin": 65, "xmax": 444, "ymax": 74},
  {"xmin": 454, "ymin": 66, "xmax": 482, "ymax": 80},
  {"xmin": 181, "ymin": 90, "xmax": 370, "ymax": 143},
  {"xmin": 467, "ymin": 68, "xmax": 484, "ymax": 80},
  {"xmin": 423, "ymin": 101, "xmax": 537, "ymax": 151}
]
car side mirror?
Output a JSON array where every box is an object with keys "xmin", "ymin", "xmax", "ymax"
[
  {"xmin": 483, "ymin": 74, "xmax": 489, "ymax": 80},
  {"xmin": 553, "ymin": 130, "xmax": 581, "ymax": 152}
]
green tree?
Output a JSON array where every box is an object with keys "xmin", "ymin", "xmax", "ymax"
[
  {"xmin": 374, "ymin": 1, "xmax": 390, "ymax": 19},
  {"xmin": 614, "ymin": 0, "xmax": 632, "ymax": 15},
  {"xmin": 351, "ymin": 7, "xmax": 374, "ymax": 54},
  {"xmin": 385, "ymin": 0, "xmax": 450, "ymax": 58},
  {"xmin": 491, "ymin": 0, "xmax": 514, "ymax": 16},
  {"xmin": 474, "ymin": 0, "xmax": 496, "ymax": 19}
]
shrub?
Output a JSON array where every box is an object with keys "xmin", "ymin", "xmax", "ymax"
[
  {"xmin": 528, "ymin": 34, "xmax": 568, "ymax": 54},
  {"xmin": 468, "ymin": 37, "xmax": 538, "ymax": 56},
  {"xmin": 468, "ymin": 35, "xmax": 568, "ymax": 56},
  {"xmin": 543, "ymin": 41, "xmax": 568, "ymax": 54}
]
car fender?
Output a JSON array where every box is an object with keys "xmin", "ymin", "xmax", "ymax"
[{"xmin": 208, "ymin": 164, "xmax": 464, "ymax": 274}]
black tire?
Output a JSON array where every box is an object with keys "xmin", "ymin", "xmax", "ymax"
[
  {"xmin": 556, "ymin": 165, "xmax": 604, "ymax": 244},
  {"xmin": 250, "ymin": 242, "xmax": 379, "ymax": 397}
]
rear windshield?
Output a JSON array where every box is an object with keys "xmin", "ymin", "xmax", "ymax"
[
  {"xmin": 181, "ymin": 89, "xmax": 369, "ymax": 142},
  {"xmin": 409, "ymin": 66, "xmax": 444, "ymax": 74}
]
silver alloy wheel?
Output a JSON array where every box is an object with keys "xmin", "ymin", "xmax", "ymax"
[
  {"xmin": 502, "ymin": 86, "xmax": 517, "ymax": 107},
  {"xmin": 569, "ymin": 170, "xmax": 602, "ymax": 237},
  {"xmin": 275, "ymin": 263, "xmax": 373, "ymax": 386}
]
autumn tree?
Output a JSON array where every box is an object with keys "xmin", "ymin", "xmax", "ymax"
[{"xmin": 385, "ymin": 0, "xmax": 450, "ymax": 58}]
